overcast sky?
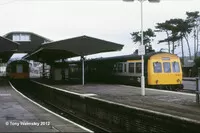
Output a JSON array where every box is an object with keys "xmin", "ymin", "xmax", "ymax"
[{"xmin": 0, "ymin": 0, "xmax": 199, "ymax": 59}]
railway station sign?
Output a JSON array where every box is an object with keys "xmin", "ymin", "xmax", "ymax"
[{"xmin": 138, "ymin": 45, "xmax": 145, "ymax": 55}]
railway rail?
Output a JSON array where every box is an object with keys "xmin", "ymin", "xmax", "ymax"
[
  {"xmin": 10, "ymin": 79, "xmax": 200, "ymax": 132},
  {"xmin": 10, "ymin": 80, "xmax": 114, "ymax": 133}
]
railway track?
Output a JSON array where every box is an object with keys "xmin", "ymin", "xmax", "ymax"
[
  {"xmin": 10, "ymin": 80, "xmax": 116, "ymax": 133},
  {"xmin": 10, "ymin": 79, "xmax": 200, "ymax": 132}
]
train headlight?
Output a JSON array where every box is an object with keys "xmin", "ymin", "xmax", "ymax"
[{"xmin": 177, "ymin": 79, "xmax": 180, "ymax": 83}]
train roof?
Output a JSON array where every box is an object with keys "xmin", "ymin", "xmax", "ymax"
[
  {"xmin": 7, "ymin": 60, "xmax": 29, "ymax": 65},
  {"xmin": 85, "ymin": 52, "xmax": 177, "ymax": 62},
  {"xmin": 60, "ymin": 52, "xmax": 179, "ymax": 65}
]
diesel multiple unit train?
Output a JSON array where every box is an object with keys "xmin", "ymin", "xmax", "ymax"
[
  {"xmin": 6, "ymin": 60, "xmax": 29, "ymax": 79},
  {"xmin": 5, "ymin": 52, "xmax": 183, "ymax": 90},
  {"xmin": 67, "ymin": 52, "xmax": 183, "ymax": 90}
]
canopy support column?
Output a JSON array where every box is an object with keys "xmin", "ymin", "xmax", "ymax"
[
  {"xmin": 42, "ymin": 62, "xmax": 45, "ymax": 78},
  {"xmin": 81, "ymin": 56, "xmax": 85, "ymax": 85},
  {"xmin": 62, "ymin": 59, "xmax": 65, "ymax": 80}
]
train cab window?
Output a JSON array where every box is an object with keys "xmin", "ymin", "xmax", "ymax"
[
  {"xmin": 136, "ymin": 62, "xmax": 141, "ymax": 73},
  {"xmin": 153, "ymin": 62, "xmax": 162, "ymax": 73},
  {"xmin": 128, "ymin": 63, "xmax": 134, "ymax": 73},
  {"xmin": 163, "ymin": 62, "xmax": 171, "ymax": 73},
  {"xmin": 172, "ymin": 62, "xmax": 180, "ymax": 72},
  {"xmin": 16, "ymin": 64, "xmax": 23, "ymax": 73}
]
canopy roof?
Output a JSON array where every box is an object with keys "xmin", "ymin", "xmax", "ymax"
[
  {"xmin": 0, "ymin": 36, "xmax": 18, "ymax": 62},
  {"xmin": 4, "ymin": 31, "xmax": 52, "ymax": 53},
  {"xmin": 25, "ymin": 35, "xmax": 124, "ymax": 63}
]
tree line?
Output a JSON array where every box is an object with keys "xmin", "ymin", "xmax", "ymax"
[{"xmin": 131, "ymin": 11, "xmax": 200, "ymax": 62}]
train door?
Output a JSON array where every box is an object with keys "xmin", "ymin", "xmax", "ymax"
[
  {"xmin": 65, "ymin": 68, "xmax": 69, "ymax": 79},
  {"xmin": 54, "ymin": 68, "xmax": 62, "ymax": 80}
]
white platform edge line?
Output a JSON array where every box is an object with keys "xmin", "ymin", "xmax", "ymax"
[
  {"xmin": 120, "ymin": 85, "xmax": 195, "ymax": 96},
  {"xmin": 32, "ymin": 80, "xmax": 97, "ymax": 98},
  {"xmin": 89, "ymin": 95, "xmax": 200, "ymax": 124},
  {"xmin": 33, "ymin": 80, "xmax": 200, "ymax": 124},
  {"xmin": 32, "ymin": 80, "xmax": 82, "ymax": 96},
  {"xmin": 9, "ymin": 81, "xmax": 93, "ymax": 133}
]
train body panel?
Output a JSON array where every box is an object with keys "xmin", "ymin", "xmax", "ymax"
[
  {"xmin": 147, "ymin": 53, "xmax": 182, "ymax": 86},
  {"xmin": 59, "ymin": 52, "xmax": 183, "ymax": 90},
  {"xmin": 8, "ymin": 73, "xmax": 29, "ymax": 79}
]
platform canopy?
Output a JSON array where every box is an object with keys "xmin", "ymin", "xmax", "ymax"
[
  {"xmin": 0, "ymin": 36, "xmax": 18, "ymax": 63},
  {"xmin": 24, "ymin": 35, "xmax": 124, "ymax": 62},
  {"xmin": 24, "ymin": 35, "xmax": 124, "ymax": 85}
]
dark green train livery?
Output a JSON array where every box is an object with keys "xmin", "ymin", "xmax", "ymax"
[{"xmin": 67, "ymin": 52, "xmax": 183, "ymax": 90}]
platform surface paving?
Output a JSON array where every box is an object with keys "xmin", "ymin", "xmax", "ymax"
[
  {"xmin": 0, "ymin": 80, "xmax": 90, "ymax": 132},
  {"xmin": 34, "ymin": 79, "xmax": 200, "ymax": 122}
]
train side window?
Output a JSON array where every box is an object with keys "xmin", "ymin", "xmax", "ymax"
[
  {"xmin": 117, "ymin": 63, "xmax": 123, "ymax": 73},
  {"xmin": 136, "ymin": 62, "xmax": 141, "ymax": 73},
  {"xmin": 113, "ymin": 64, "xmax": 117, "ymax": 72},
  {"xmin": 172, "ymin": 62, "xmax": 180, "ymax": 72},
  {"xmin": 128, "ymin": 63, "xmax": 134, "ymax": 73},
  {"xmin": 163, "ymin": 62, "xmax": 171, "ymax": 73},
  {"xmin": 153, "ymin": 62, "xmax": 162, "ymax": 73}
]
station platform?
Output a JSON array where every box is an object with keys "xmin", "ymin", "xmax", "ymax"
[
  {"xmin": 0, "ymin": 79, "xmax": 92, "ymax": 132},
  {"xmin": 33, "ymin": 78, "xmax": 200, "ymax": 122},
  {"xmin": 183, "ymin": 77, "xmax": 197, "ymax": 81}
]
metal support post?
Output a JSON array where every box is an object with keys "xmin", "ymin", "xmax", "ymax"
[
  {"xmin": 141, "ymin": 55, "xmax": 145, "ymax": 96},
  {"xmin": 62, "ymin": 59, "xmax": 65, "ymax": 80},
  {"xmin": 42, "ymin": 62, "xmax": 45, "ymax": 78},
  {"xmin": 196, "ymin": 77, "xmax": 199, "ymax": 104},
  {"xmin": 140, "ymin": 0, "xmax": 145, "ymax": 96},
  {"xmin": 123, "ymin": 0, "xmax": 160, "ymax": 96},
  {"xmin": 194, "ymin": 28, "xmax": 197, "ymax": 59}
]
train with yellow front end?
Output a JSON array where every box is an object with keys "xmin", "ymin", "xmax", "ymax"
[
  {"xmin": 146, "ymin": 52, "xmax": 182, "ymax": 89},
  {"xmin": 68, "ymin": 52, "xmax": 183, "ymax": 90}
]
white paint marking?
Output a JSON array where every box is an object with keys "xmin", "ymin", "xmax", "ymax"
[
  {"xmin": 81, "ymin": 94, "xmax": 97, "ymax": 97},
  {"xmin": 9, "ymin": 81, "xmax": 93, "ymax": 133},
  {"xmin": 145, "ymin": 88, "xmax": 195, "ymax": 96},
  {"xmin": 32, "ymin": 80, "xmax": 82, "ymax": 96},
  {"xmin": 89, "ymin": 95, "xmax": 200, "ymax": 124},
  {"xmin": 32, "ymin": 81, "xmax": 200, "ymax": 124},
  {"xmin": 32, "ymin": 80, "xmax": 97, "ymax": 97},
  {"xmin": 120, "ymin": 85, "xmax": 195, "ymax": 96},
  {"xmin": 0, "ymin": 93, "xmax": 11, "ymax": 96}
]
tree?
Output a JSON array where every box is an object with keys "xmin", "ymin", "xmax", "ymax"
[
  {"xmin": 131, "ymin": 28, "xmax": 156, "ymax": 45},
  {"xmin": 131, "ymin": 28, "xmax": 156, "ymax": 53},
  {"xmin": 156, "ymin": 19, "xmax": 181, "ymax": 54},
  {"xmin": 130, "ymin": 28, "xmax": 156, "ymax": 53},
  {"xmin": 176, "ymin": 18, "xmax": 194, "ymax": 61},
  {"xmin": 156, "ymin": 18, "xmax": 193, "ymax": 59},
  {"xmin": 186, "ymin": 11, "xmax": 200, "ymax": 57},
  {"xmin": 170, "ymin": 18, "xmax": 193, "ymax": 59},
  {"xmin": 155, "ymin": 21, "xmax": 171, "ymax": 53}
]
